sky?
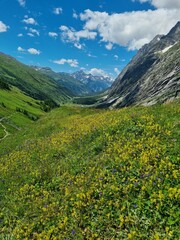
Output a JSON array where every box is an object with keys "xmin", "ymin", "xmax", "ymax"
[{"xmin": 0, "ymin": 0, "xmax": 179, "ymax": 79}]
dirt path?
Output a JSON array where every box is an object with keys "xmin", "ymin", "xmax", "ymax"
[
  {"xmin": 0, "ymin": 114, "xmax": 16, "ymax": 141},
  {"xmin": 0, "ymin": 121, "xmax": 10, "ymax": 141}
]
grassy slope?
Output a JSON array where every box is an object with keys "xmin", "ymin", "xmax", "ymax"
[
  {"xmin": 0, "ymin": 87, "xmax": 44, "ymax": 141},
  {"xmin": 0, "ymin": 101, "xmax": 179, "ymax": 239},
  {"xmin": 0, "ymin": 53, "xmax": 72, "ymax": 103}
]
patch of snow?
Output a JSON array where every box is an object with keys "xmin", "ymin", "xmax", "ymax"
[
  {"xmin": 102, "ymin": 95, "xmax": 108, "ymax": 100},
  {"xmin": 162, "ymin": 45, "xmax": 173, "ymax": 53},
  {"xmin": 161, "ymin": 42, "xmax": 177, "ymax": 53},
  {"xmin": 111, "ymin": 97, "xmax": 124, "ymax": 108},
  {"xmin": 107, "ymin": 96, "xmax": 119, "ymax": 104}
]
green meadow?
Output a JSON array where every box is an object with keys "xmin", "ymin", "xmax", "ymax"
[{"xmin": 0, "ymin": 99, "xmax": 179, "ymax": 239}]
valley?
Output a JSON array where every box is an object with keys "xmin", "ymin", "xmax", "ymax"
[{"xmin": 0, "ymin": 15, "xmax": 179, "ymax": 240}]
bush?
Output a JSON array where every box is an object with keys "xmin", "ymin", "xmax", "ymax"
[
  {"xmin": 40, "ymin": 99, "xmax": 59, "ymax": 112},
  {"xmin": 0, "ymin": 79, "xmax": 11, "ymax": 90}
]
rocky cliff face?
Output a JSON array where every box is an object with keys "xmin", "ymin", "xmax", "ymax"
[{"xmin": 101, "ymin": 22, "xmax": 180, "ymax": 108}]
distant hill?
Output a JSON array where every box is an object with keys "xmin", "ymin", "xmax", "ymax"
[
  {"xmin": 0, "ymin": 53, "xmax": 73, "ymax": 104},
  {"xmin": 99, "ymin": 21, "xmax": 180, "ymax": 108}
]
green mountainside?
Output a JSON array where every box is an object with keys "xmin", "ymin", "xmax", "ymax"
[{"xmin": 0, "ymin": 53, "xmax": 73, "ymax": 103}]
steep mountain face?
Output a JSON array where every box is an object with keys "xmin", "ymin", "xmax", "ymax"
[
  {"xmin": 101, "ymin": 22, "xmax": 180, "ymax": 108},
  {"xmin": 34, "ymin": 67, "xmax": 89, "ymax": 96},
  {"xmin": 71, "ymin": 70, "xmax": 113, "ymax": 93},
  {"xmin": 0, "ymin": 53, "xmax": 73, "ymax": 103}
]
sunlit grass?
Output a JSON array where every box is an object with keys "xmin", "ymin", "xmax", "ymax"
[{"xmin": 0, "ymin": 101, "xmax": 179, "ymax": 239}]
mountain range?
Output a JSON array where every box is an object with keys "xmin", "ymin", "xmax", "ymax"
[
  {"xmin": 34, "ymin": 67, "xmax": 113, "ymax": 95},
  {"xmin": 71, "ymin": 70, "xmax": 113, "ymax": 93},
  {"xmin": 32, "ymin": 66, "xmax": 90, "ymax": 96}
]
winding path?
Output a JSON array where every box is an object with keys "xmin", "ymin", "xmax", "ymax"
[
  {"xmin": 0, "ymin": 114, "xmax": 16, "ymax": 141},
  {"xmin": 0, "ymin": 121, "xmax": 10, "ymax": 141}
]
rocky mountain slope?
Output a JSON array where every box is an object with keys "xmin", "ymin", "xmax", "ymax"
[
  {"xmin": 72, "ymin": 70, "xmax": 113, "ymax": 93},
  {"xmin": 100, "ymin": 22, "xmax": 180, "ymax": 108}
]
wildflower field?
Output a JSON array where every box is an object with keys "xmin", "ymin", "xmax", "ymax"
[{"xmin": 0, "ymin": 101, "xmax": 179, "ymax": 239}]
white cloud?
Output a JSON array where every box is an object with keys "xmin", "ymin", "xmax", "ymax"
[
  {"xmin": 17, "ymin": 47, "xmax": 41, "ymax": 55},
  {"xmin": 53, "ymin": 7, "xmax": 63, "ymax": 15},
  {"xmin": 60, "ymin": 25, "xmax": 68, "ymax": 31},
  {"xmin": 17, "ymin": 33, "xmax": 23, "ymax": 37},
  {"xmin": 17, "ymin": 46, "xmax": 25, "ymax": 52},
  {"xmin": 78, "ymin": 8, "xmax": 180, "ymax": 50},
  {"xmin": 87, "ymin": 53, "xmax": 97, "ymax": 58},
  {"xmin": 74, "ymin": 42, "xmax": 84, "ymax": 49},
  {"xmin": 27, "ymin": 33, "xmax": 34, "ymax": 37},
  {"xmin": 48, "ymin": 32, "xmax": 58, "ymax": 38},
  {"xmin": 151, "ymin": 0, "xmax": 180, "ymax": 9},
  {"xmin": 73, "ymin": 10, "xmax": 78, "ymax": 19},
  {"xmin": 0, "ymin": 21, "xmax": 9, "ymax": 32},
  {"xmin": 114, "ymin": 55, "xmax": 119, "ymax": 60},
  {"xmin": 105, "ymin": 42, "xmax": 113, "ymax": 50},
  {"xmin": 27, "ymin": 48, "xmax": 41, "ymax": 55},
  {"xmin": 60, "ymin": 25, "xmax": 97, "ymax": 49},
  {"xmin": 29, "ymin": 28, "xmax": 39, "ymax": 36},
  {"xmin": 88, "ymin": 68, "xmax": 109, "ymax": 77},
  {"xmin": 53, "ymin": 58, "xmax": 79, "ymax": 67},
  {"xmin": 18, "ymin": 0, "xmax": 25, "ymax": 7},
  {"xmin": 23, "ymin": 17, "xmax": 37, "ymax": 25},
  {"xmin": 134, "ymin": 0, "xmax": 180, "ymax": 9},
  {"xmin": 60, "ymin": 25, "xmax": 97, "ymax": 41},
  {"xmin": 114, "ymin": 67, "xmax": 120, "ymax": 75},
  {"xmin": 132, "ymin": 0, "xmax": 149, "ymax": 3}
]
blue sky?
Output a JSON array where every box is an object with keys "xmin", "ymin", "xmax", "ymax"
[{"xmin": 0, "ymin": 0, "xmax": 179, "ymax": 78}]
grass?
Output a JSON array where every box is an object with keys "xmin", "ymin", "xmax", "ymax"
[
  {"xmin": 73, "ymin": 92, "xmax": 107, "ymax": 106},
  {"xmin": 0, "ymin": 87, "xmax": 45, "ymax": 143},
  {"xmin": 0, "ymin": 101, "xmax": 179, "ymax": 239}
]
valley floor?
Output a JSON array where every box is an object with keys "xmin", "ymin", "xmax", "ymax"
[{"xmin": 0, "ymin": 102, "xmax": 179, "ymax": 239}]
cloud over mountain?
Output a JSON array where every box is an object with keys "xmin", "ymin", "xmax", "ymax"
[
  {"xmin": 88, "ymin": 68, "xmax": 109, "ymax": 77},
  {"xmin": 79, "ymin": 8, "xmax": 179, "ymax": 50},
  {"xmin": 59, "ymin": 2, "xmax": 179, "ymax": 51},
  {"xmin": 53, "ymin": 59, "xmax": 79, "ymax": 67}
]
